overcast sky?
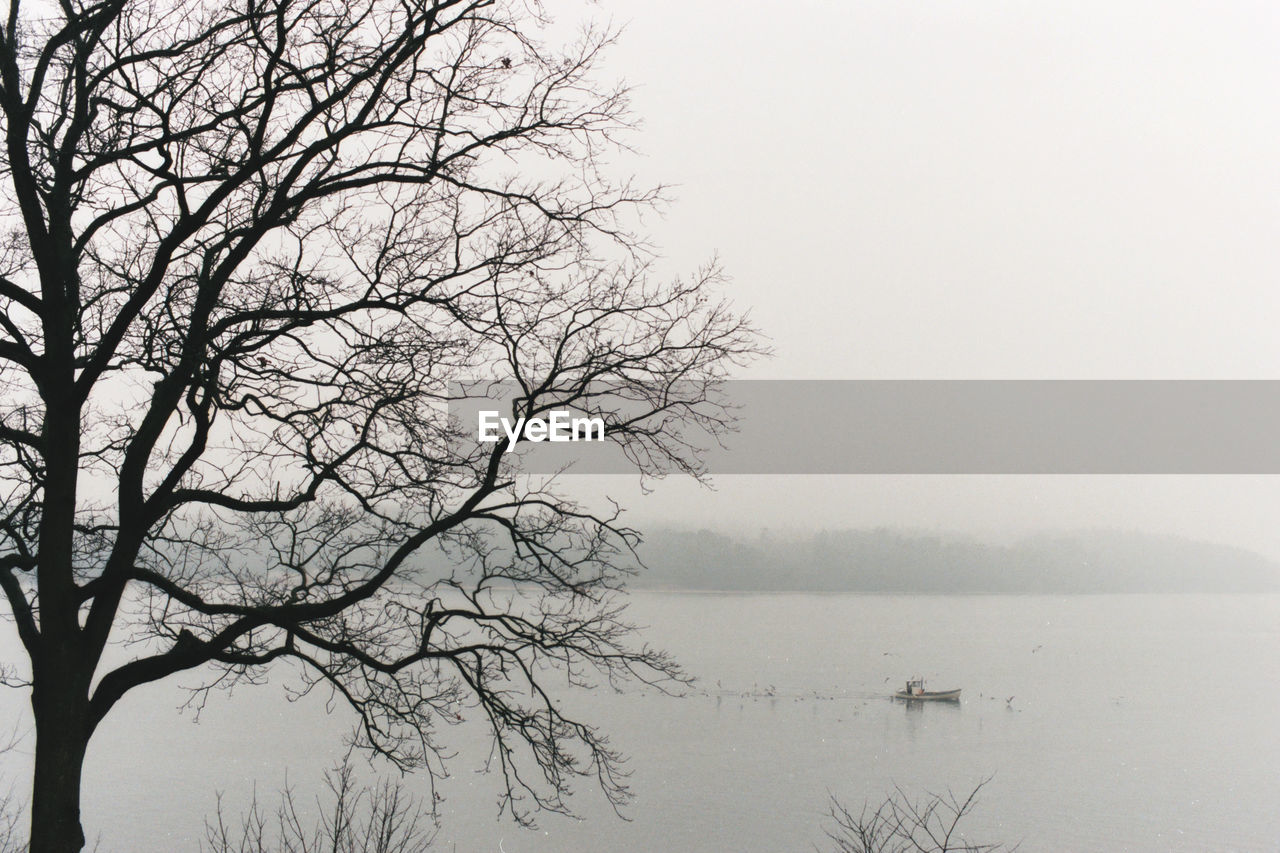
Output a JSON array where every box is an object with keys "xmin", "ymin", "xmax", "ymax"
[{"xmin": 557, "ymin": 1, "xmax": 1280, "ymax": 558}]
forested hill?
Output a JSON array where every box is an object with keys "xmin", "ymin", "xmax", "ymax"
[{"xmin": 632, "ymin": 528, "xmax": 1280, "ymax": 593}]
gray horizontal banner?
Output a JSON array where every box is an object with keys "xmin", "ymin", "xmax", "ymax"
[{"xmin": 450, "ymin": 380, "xmax": 1280, "ymax": 474}]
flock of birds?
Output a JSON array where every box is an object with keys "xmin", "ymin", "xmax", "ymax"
[{"xmin": 630, "ymin": 643, "xmax": 1057, "ymax": 709}]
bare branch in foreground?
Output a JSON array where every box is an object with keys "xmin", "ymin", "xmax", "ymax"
[
  {"xmin": 821, "ymin": 778, "xmax": 1016, "ymax": 853},
  {"xmin": 204, "ymin": 753, "xmax": 437, "ymax": 853}
]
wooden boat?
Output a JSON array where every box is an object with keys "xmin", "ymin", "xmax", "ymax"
[{"xmin": 893, "ymin": 678, "xmax": 961, "ymax": 702}]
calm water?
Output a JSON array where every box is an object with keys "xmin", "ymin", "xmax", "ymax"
[{"xmin": 2, "ymin": 593, "xmax": 1278, "ymax": 851}]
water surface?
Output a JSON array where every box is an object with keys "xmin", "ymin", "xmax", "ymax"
[{"xmin": 2, "ymin": 593, "xmax": 1276, "ymax": 851}]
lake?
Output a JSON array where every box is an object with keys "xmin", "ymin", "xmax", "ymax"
[{"xmin": 2, "ymin": 593, "xmax": 1278, "ymax": 851}]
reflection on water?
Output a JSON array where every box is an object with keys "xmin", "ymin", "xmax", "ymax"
[
  {"xmin": 900, "ymin": 697, "xmax": 961, "ymax": 713},
  {"xmin": 898, "ymin": 693, "xmax": 962, "ymax": 743}
]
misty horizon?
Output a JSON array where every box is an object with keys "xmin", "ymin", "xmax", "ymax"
[{"xmin": 631, "ymin": 524, "xmax": 1280, "ymax": 594}]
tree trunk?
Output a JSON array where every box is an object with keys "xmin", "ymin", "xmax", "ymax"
[
  {"xmin": 29, "ymin": 309, "xmax": 90, "ymax": 853},
  {"xmin": 29, "ymin": 675, "xmax": 90, "ymax": 853}
]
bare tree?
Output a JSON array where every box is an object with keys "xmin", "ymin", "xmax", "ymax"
[
  {"xmin": 203, "ymin": 753, "xmax": 437, "ymax": 853},
  {"xmin": 821, "ymin": 780, "xmax": 1015, "ymax": 853},
  {"xmin": 0, "ymin": 725, "xmax": 29, "ymax": 853},
  {"xmin": 0, "ymin": 0, "xmax": 761, "ymax": 849},
  {"xmin": 0, "ymin": 790, "xmax": 21, "ymax": 853}
]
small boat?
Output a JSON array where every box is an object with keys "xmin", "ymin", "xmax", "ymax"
[{"xmin": 893, "ymin": 678, "xmax": 961, "ymax": 702}]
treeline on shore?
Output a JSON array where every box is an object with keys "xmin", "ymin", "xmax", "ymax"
[{"xmin": 633, "ymin": 527, "xmax": 1280, "ymax": 593}]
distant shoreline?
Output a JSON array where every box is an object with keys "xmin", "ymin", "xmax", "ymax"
[{"xmin": 631, "ymin": 527, "xmax": 1280, "ymax": 595}]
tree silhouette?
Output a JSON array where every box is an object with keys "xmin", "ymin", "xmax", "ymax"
[
  {"xmin": 0, "ymin": 1, "xmax": 759, "ymax": 849},
  {"xmin": 822, "ymin": 780, "xmax": 1014, "ymax": 853}
]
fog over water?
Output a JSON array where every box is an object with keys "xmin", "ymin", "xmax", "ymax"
[{"xmin": 4, "ymin": 592, "xmax": 1277, "ymax": 851}]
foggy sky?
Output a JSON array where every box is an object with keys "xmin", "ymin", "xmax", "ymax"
[{"xmin": 553, "ymin": 1, "xmax": 1280, "ymax": 559}]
